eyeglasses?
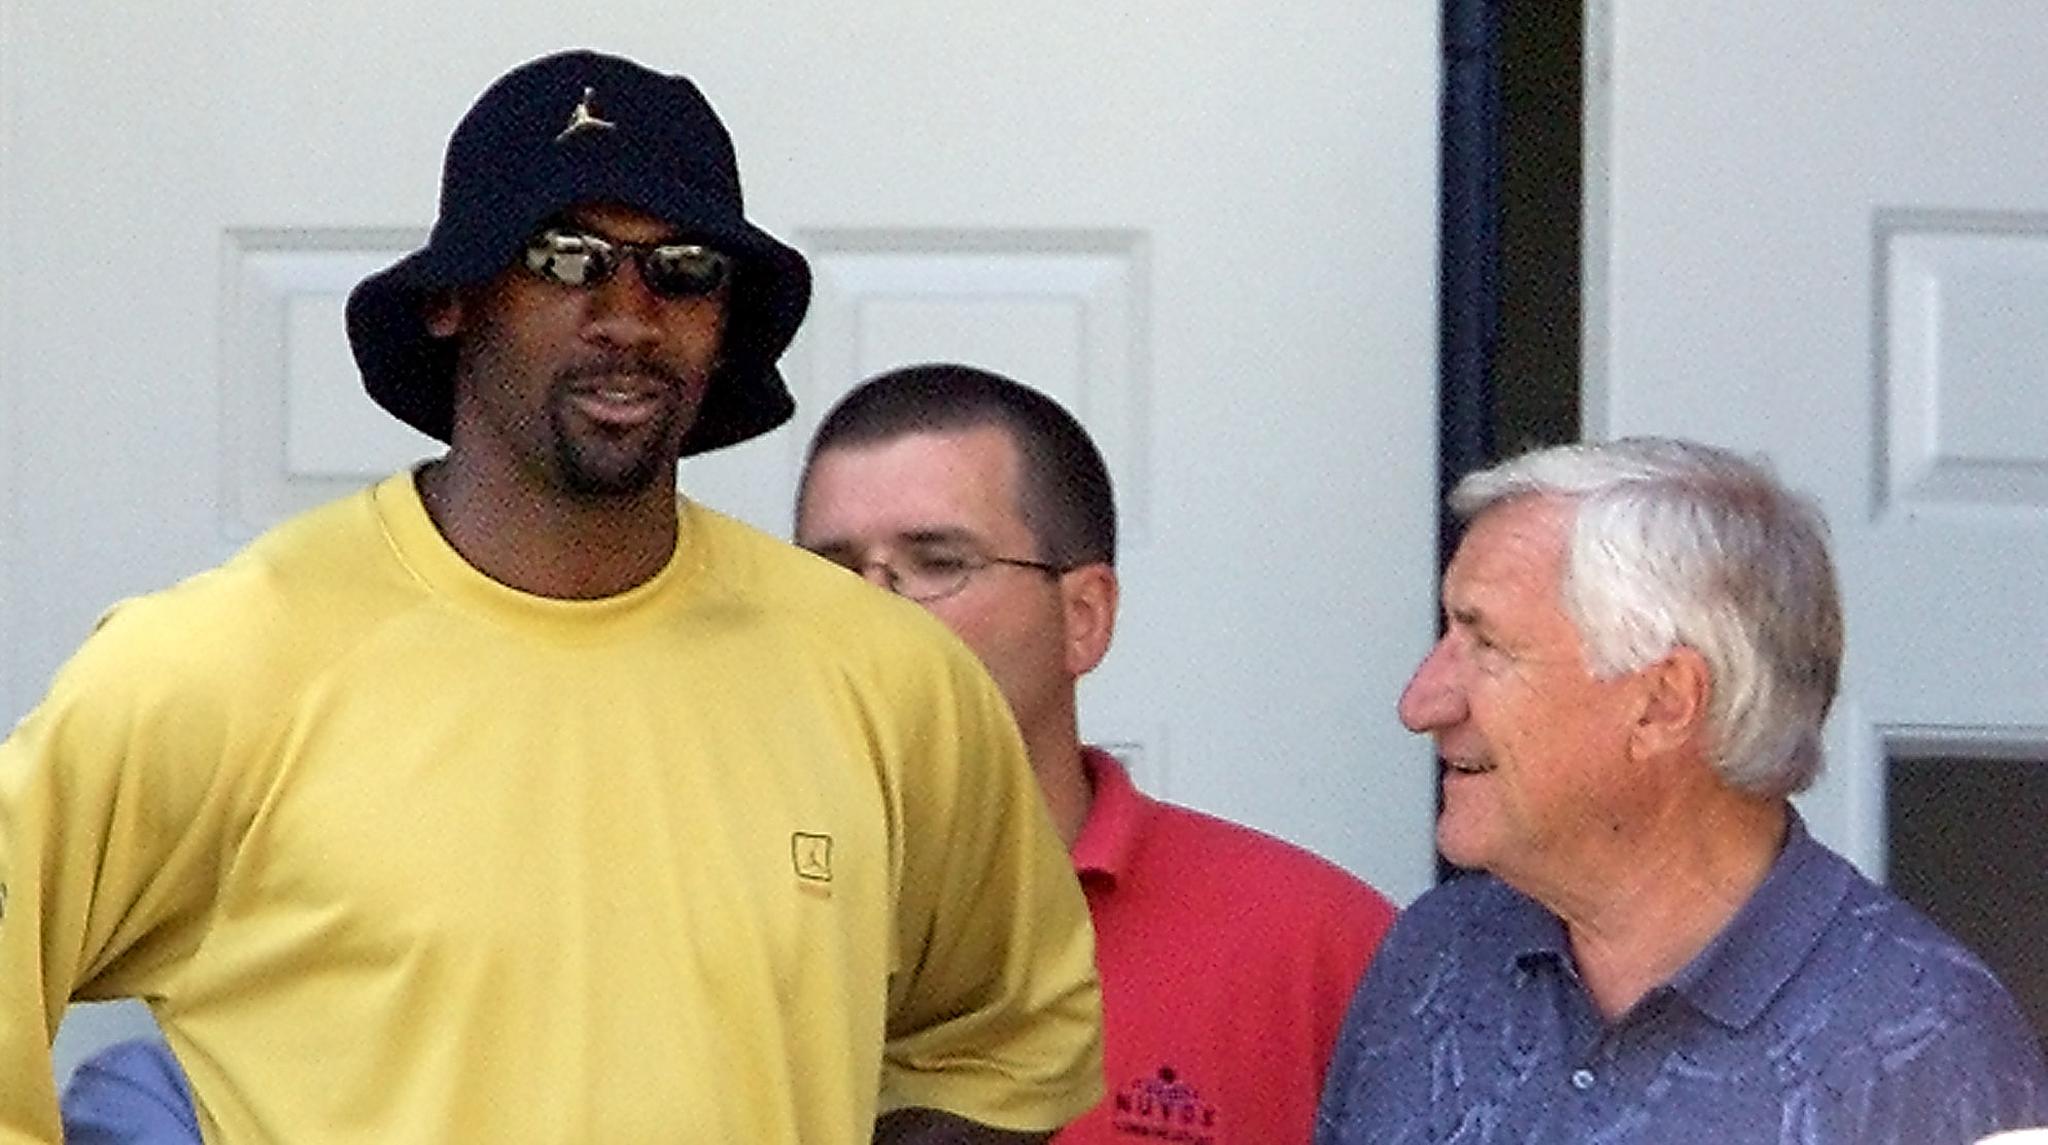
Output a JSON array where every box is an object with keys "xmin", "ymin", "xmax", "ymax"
[
  {"xmin": 522, "ymin": 227, "xmax": 734, "ymax": 299},
  {"xmin": 818, "ymin": 546, "xmax": 1067, "ymax": 603}
]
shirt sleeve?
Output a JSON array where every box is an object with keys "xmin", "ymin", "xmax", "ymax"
[
  {"xmin": 874, "ymin": 640, "xmax": 1104, "ymax": 1132},
  {"xmin": 61, "ymin": 1039, "xmax": 202, "ymax": 1145},
  {"xmin": 1829, "ymin": 980, "xmax": 2048, "ymax": 1142},
  {"xmin": 0, "ymin": 601, "xmax": 249, "ymax": 1139}
]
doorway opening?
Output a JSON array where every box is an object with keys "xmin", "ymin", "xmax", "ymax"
[{"xmin": 1889, "ymin": 753, "xmax": 2048, "ymax": 1055}]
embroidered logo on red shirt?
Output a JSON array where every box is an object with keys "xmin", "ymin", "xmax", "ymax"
[{"xmin": 1111, "ymin": 1065, "xmax": 1218, "ymax": 1141}]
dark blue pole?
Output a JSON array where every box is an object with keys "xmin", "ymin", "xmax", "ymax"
[{"xmin": 1435, "ymin": 0, "xmax": 1501, "ymax": 882}]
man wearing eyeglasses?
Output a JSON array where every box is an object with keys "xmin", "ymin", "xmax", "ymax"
[
  {"xmin": 795, "ymin": 363, "xmax": 1399, "ymax": 1144},
  {"xmin": 5, "ymin": 50, "xmax": 1102, "ymax": 1144}
]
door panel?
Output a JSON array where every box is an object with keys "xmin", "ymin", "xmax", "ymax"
[
  {"xmin": 1587, "ymin": 3, "xmax": 2048, "ymax": 870},
  {"xmin": 3, "ymin": 2, "xmax": 1442, "ymax": 1079}
]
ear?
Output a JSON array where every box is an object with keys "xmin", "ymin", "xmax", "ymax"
[
  {"xmin": 423, "ymin": 289, "xmax": 466, "ymax": 338},
  {"xmin": 1059, "ymin": 563, "xmax": 1119, "ymax": 679},
  {"xmin": 1631, "ymin": 644, "xmax": 1711, "ymax": 761}
]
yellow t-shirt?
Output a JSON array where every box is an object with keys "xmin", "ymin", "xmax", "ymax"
[{"xmin": 0, "ymin": 474, "xmax": 1102, "ymax": 1143}]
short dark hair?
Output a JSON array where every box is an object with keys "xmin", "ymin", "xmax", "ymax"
[{"xmin": 802, "ymin": 363, "xmax": 1116, "ymax": 568}]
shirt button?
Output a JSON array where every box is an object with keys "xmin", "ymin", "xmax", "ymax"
[{"xmin": 1570, "ymin": 1068, "xmax": 1596, "ymax": 1091}]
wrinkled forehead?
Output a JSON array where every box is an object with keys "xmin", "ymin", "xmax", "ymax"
[{"xmin": 1444, "ymin": 496, "xmax": 1572, "ymax": 598}]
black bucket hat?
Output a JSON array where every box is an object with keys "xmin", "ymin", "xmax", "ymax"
[{"xmin": 346, "ymin": 49, "xmax": 811, "ymax": 456}]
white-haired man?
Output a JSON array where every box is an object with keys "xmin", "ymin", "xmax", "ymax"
[{"xmin": 1316, "ymin": 437, "xmax": 2046, "ymax": 1143}]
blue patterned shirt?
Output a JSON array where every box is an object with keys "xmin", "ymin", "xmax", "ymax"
[
  {"xmin": 62, "ymin": 1038, "xmax": 200, "ymax": 1144},
  {"xmin": 1316, "ymin": 816, "xmax": 2047, "ymax": 1144}
]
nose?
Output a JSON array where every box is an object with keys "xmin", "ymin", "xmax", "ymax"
[
  {"xmin": 852, "ymin": 559, "xmax": 899, "ymax": 594},
  {"xmin": 581, "ymin": 260, "xmax": 664, "ymax": 348},
  {"xmin": 1397, "ymin": 636, "xmax": 1466, "ymax": 733}
]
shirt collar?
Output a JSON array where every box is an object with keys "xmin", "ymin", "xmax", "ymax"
[
  {"xmin": 1666, "ymin": 809, "xmax": 1851, "ymax": 1029},
  {"xmin": 1071, "ymin": 747, "xmax": 1149, "ymax": 884},
  {"xmin": 1502, "ymin": 810, "xmax": 1851, "ymax": 1031},
  {"xmin": 1503, "ymin": 881, "xmax": 1573, "ymax": 965}
]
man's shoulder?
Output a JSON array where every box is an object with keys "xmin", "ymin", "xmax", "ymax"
[
  {"xmin": 1323, "ymin": 875, "xmax": 1534, "ymax": 1064},
  {"xmin": 1361, "ymin": 872, "xmax": 1531, "ymax": 968},
  {"xmin": 1755, "ymin": 854, "xmax": 2048, "ymax": 1132},
  {"xmin": 686, "ymin": 502, "xmax": 991, "ymax": 679},
  {"xmin": 1395, "ymin": 868, "xmax": 1518, "ymax": 913},
  {"xmin": 62, "ymin": 485, "xmax": 392, "ymax": 680},
  {"xmin": 1805, "ymin": 858, "xmax": 2036, "ymax": 1029},
  {"xmin": 1142, "ymin": 800, "xmax": 1346, "ymax": 879},
  {"xmin": 1129, "ymin": 798, "xmax": 1399, "ymax": 926},
  {"xmin": 687, "ymin": 503, "xmax": 932, "ymax": 622},
  {"xmin": 1724, "ymin": 839, "xmax": 2047, "ymax": 1114}
]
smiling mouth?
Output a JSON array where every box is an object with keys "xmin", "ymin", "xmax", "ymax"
[
  {"xmin": 1442, "ymin": 758, "xmax": 1495, "ymax": 775},
  {"xmin": 564, "ymin": 376, "xmax": 672, "ymax": 426},
  {"xmin": 587, "ymin": 385, "xmax": 659, "ymax": 404}
]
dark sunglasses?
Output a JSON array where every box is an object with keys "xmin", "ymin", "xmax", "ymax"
[{"xmin": 521, "ymin": 227, "xmax": 734, "ymax": 299}]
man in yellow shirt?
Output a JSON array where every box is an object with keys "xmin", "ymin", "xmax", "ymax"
[{"xmin": 2, "ymin": 49, "xmax": 1101, "ymax": 1144}]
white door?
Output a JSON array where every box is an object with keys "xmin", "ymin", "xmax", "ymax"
[
  {"xmin": 1587, "ymin": 3, "xmax": 2048, "ymax": 869},
  {"xmin": 0, "ymin": 3, "xmax": 1442, "ymax": 1077}
]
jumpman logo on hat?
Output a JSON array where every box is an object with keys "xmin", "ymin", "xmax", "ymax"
[{"xmin": 556, "ymin": 87, "xmax": 616, "ymax": 142}]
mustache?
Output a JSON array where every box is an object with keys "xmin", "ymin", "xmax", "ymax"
[{"xmin": 555, "ymin": 356, "xmax": 692, "ymax": 390}]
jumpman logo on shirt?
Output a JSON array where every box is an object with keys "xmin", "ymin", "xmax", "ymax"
[{"xmin": 792, "ymin": 833, "xmax": 833, "ymax": 882}]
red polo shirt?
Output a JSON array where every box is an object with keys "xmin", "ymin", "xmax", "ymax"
[{"xmin": 1058, "ymin": 749, "xmax": 1398, "ymax": 1144}]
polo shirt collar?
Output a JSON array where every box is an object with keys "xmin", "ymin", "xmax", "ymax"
[
  {"xmin": 1071, "ymin": 747, "xmax": 1148, "ymax": 885},
  {"xmin": 1503, "ymin": 882, "xmax": 1574, "ymax": 967},
  {"xmin": 1667, "ymin": 810, "xmax": 1851, "ymax": 1029},
  {"xmin": 1502, "ymin": 811, "xmax": 1852, "ymax": 1031}
]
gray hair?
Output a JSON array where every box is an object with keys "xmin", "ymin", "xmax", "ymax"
[{"xmin": 1451, "ymin": 437, "xmax": 1842, "ymax": 797}]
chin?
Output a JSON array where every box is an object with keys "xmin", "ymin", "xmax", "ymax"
[
  {"xmin": 1434, "ymin": 815, "xmax": 1493, "ymax": 874},
  {"xmin": 556, "ymin": 439, "xmax": 675, "ymax": 498}
]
